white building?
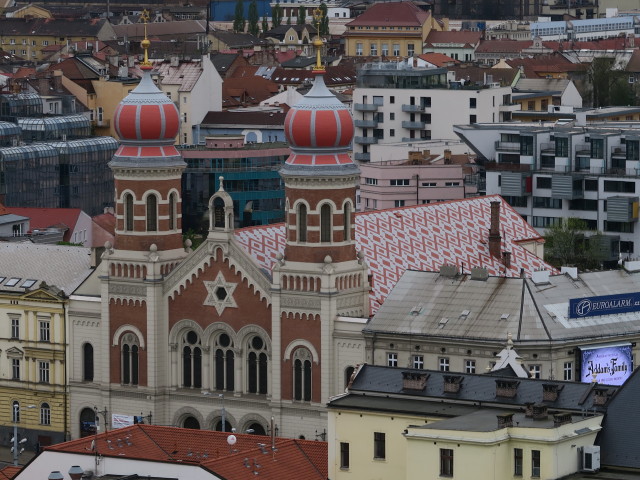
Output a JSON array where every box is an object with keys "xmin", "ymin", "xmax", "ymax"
[
  {"xmin": 352, "ymin": 62, "xmax": 519, "ymax": 162},
  {"xmin": 530, "ymin": 16, "xmax": 638, "ymax": 41}
]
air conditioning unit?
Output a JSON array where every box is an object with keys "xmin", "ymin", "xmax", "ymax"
[{"xmin": 580, "ymin": 446, "xmax": 600, "ymax": 473}]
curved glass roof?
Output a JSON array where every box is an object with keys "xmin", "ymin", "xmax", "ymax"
[
  {"xmin": 46, "ymin": 137, "xmax": 118, "ymax": 153},
  {"xmin": 18, "ymin": 115, "xmax": 91, "ymax": 132},
  {"xmin": 0, "ymin": 94, "xmax": 42, "ymax": 108},
  {"xmin": 0, "ymin": 144, "xmax": 58, "ymax": 162},
  {"xmin": 0, "ymin": 122, "xmax": 21, "ymax": 137}
]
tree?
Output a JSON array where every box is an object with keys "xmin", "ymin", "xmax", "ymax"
[
  {"xmin": 233, "ymin": 0, "xmax": 245, "ymax": 33},
  {"xmin": 262, "ymin": 16, "xmax": 269, "ymax": 33},
  {"xmin": 319, "ymin": 2, "xmax": 329, "ymax": 36},
  {"xmin": 286, "ymin": 13, "xmax": 291, "ymax": 25},
  {"xmin": 544, "ymin": 218, "xmax": 605, "ymax": 270},
  {"xmin": 297, "ymin": 5, "xmax": 306, "ymax": 24},
  {"xmin": 247, "ymin": 0, "xmax": 259, "ymax": 36},
  {"xmin": 272, "ymin": 1, "xmax": 282, "ymax": 28},
  {"xmin": 588, "ymin": 57, "xmax": 634, "ymax": 108}
]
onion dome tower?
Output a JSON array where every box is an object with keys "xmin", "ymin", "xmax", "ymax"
[{"xmin": 109, "ymin": 13, "xmax": 186, "ymax": 255}]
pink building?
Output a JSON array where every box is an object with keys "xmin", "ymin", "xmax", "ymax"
[{"xmin": 359, "ymin": 150, "xmax": 480, "ymax": 211}]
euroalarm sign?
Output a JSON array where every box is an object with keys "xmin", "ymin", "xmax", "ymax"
[{"xmin": 569, "ymin": 292, "xmax": 640, "ymax": 319}]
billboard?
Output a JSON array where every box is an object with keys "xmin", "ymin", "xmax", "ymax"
[
  {"xmin": 569, "ymin": 292, "xmax": 640, "ymax": 319},
  {"xmin": 580, "ymin": 344, "xmax": 633, "ymax": 385}
]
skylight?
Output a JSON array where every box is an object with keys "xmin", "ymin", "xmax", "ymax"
[
  {"xmin": 5, "ymin": 278, "xmax": 20, "ymax": 287},
  {"xmin": 21, "ymin": 279, "xmax": 36, "ymax": 288}
]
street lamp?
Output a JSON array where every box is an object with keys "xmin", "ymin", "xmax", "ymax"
[
  {"xmin": 11, "ymin": 404, "xmax": 35, "ymax": 466},
  {"xmin": 202, "ymin": 391, "xmax": 225, "ymax": 432}
]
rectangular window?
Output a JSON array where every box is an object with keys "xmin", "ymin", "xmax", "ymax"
[
  {"xmin": 356, "ymin": 43, "xmax": 363, "ymax": 55},
  {"xmin": 10, "ymin": 316, "xmax": 19, "ymax": 339},
  {"xmin": 470, "ymin": 115, "xmax": 477, "ymax": 124},
  {"xmin": 413, "ymin": 355, "xmax": 424, "ymax": 369},
  {"xmin": 514, "ymin": 448, "xmax": 523, "ymax": 476},
  {"xmin": 532, "ymin": 450, "xmax": 541, "ymax": 477},
  {"xmin": 555, "ymin": 137, "xmax": 569, "ymax": 157},
  {"xmin": 394, "ymin": 200, "xmax": 405, "ymax": 207},
  {"xmin": 440, "ymin": 448, "xmax": 454, "ymax": 476},
  {"xmin": 373, "ymin": 96, "xmax": 383, "ymax": 106},
  {"xmin": 407, "ymin": 43, "xmax": 415, "ymax": 56},
  {"xmin": 42, "ymin": 40, "xmax": 49, "ymax": 46},
  {"xmin": 370, "ymin": 43, "xmax": 377, "ymax": 56},
  {"xmin": 439, "ymin": 357, "xmax": 450, "ymax": 372},
  {"xmin": 390, "ymin": 96, "xmax": 395, "ymax": 104},
  {"xmin": 340, "ymin": 442, "xmax": 350, "ymax": 469},
  {"xmin": 12, "ymin": 359, "xmax": 20, "ymax": 380},
  {"xmin": 520, "ymin": 136, "xmax": 534, "ymax": 155},
  {"xmin": 465, "ymin": 359, "xmax": 476, "ymax": 373},
  {"xmin": 390, "ymin": 112, "xmax": 395, "ymax": 120},
  {"xmin": 374, "ymin": 432, "xmax": 385, "ymax": 459},
  {"xmin": 585, "ymin": 179, "xmax": 598, "ymax": 191},
  {"xmin": 9, "ymin": 39, "xmax": 15, "ymax": 45},
  {"xmin": 445, "ymin": 182, "xmax": 460, "ymax": 187},
  {"xmin": 533, "ymin": 196, "xmax": 562, "ymax": 209},
  {"xmin": 469, "ymin": 98, "xmax": 477, "ymax": 109},
  {"xmin": 39, "ymin": 361, "xmax": 50, "ymax": 383},
  {"xmin": 387, "ymin": 353, "xmax": 398, "ymax": 367},
  {"xmin": 39, "ymin": 320, "xmax": 50, "ymax": 342},
  {"xmin": 390, "ymin": 129, "xmax": 395, "ymax": 137},
  {"xmin": 536, "ymin": 177, "xmax": 552, "ymax": 189},
  {"xmin": 364, "ymin": 177, "xmax": 378, "ymax": 185},
  {"xmin": 422, "ymin": 182, "xmax": 437, "ymax": 187},
  {"xmin": 381, "ymin": 43, "xmax": 389, "ymax": 56},
  {"xmin": 529, "ymin": 364, "xmax": 541, "ymax": 379},
  {"xmin": 591, "ymin": 138, "xmax": 604, "ymax": 158},
  {"xmin": 390, "ymin": 179, "xmax": 410, "ymax": 186},
  {"xmin": 604, "ymin": 180, "xmax": 635, "ymax": 193},
  {"xmin": 393, "ymin": 43, "xmax": 400, "ymax": 56},
  {"xmin": 563, "ymin": 362, "xmax": 573, "ymax": 381}
]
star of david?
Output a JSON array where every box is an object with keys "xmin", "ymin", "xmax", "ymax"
[{"xmin": 203, "ymin": 272, "xmax": 238, "ymax": 316}]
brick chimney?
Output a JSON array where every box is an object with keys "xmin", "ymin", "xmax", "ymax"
[
  {"xmin": 542, "ymin": 384, "xmax": 563, "ymax": 402},
  {"xmin": 497, "ymin": 412, "xmax": 513, "ymax": 428},
  {"xmin": 488, "ymin": 201, "xmax": 502, "ymax": 259},
  {"xmin": 444, "ymin": 149, "xmax": 452, "ymax": 164},
  {"xmin": 553, "ymin": 412, "xmax": 572, "ymax": 427},
  {"xmin": 443, "ymin": 375, "xmax": 463, "ymax": 393},
  {"xmin": 402, "ymin": 371, "xmax": 429, "ymax": 391},
  {"xmin": 496, "ymin": 379, "xmax": 519, "ymax": 398}
]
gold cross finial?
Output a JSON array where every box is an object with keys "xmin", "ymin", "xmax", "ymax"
[
  {"xmin": 312, "ymin": 8, "xmax": 324, "ymax": 72},
  {"xmin": 140, "ymin": 9, "xmax": 152, "ymax": 68}
]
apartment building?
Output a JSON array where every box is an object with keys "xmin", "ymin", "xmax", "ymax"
[
  {"xmin": 352, "ymin": 62, "xmax": 518, "ymax": 162},
  {"xmin": 454, "ymin": 122, "xmax": 640, "ymax": 256}
]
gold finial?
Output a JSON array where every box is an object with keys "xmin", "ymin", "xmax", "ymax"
[
  {"xmin": 140, "ymin": 9, "xmax": 152, "ymax": 68},
  {"xmin": 312, "ymin": 7, "xmax": 324, "ymax": 72}
]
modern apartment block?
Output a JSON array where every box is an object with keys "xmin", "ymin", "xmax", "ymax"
[
  {"xmin": 352, "ymin": 63, "xmax": 517, "ymax": 162},
  {"xmin": 454, "ymin": 121, "xmax": 640, "ymax": 257}
]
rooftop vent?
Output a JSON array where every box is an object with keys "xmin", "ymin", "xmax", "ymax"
[
  {"xmin": 593, "ymin": 388, "xmax": 611, "ymax": 406},
  {"xmin": 560, "ymin": 266, "xmax": 578, "ymax": 280},
  {"xmin": 410, "ymin": 304, "xmax": 423, "ymax": 315},
  {"xmin": 443, "ymin": 375, "xmax": 463, "ymax": 393},
  {"xmin": 496, "ymin": 379, "xmax": 519, "ymax": 398},
  {"xmin": 553, "ymin": 412, "xmax": 572, "ymax": 427},
  {"xmin": 542, "ymin": 384, "xmax": 564, "ymax": 402},
  {"xmin": 497, "ymin": 412, "xmax": 514, "ymax": 428},
  {"xmin": 438, "ymin": 317, "xmax": 449, "ymax": 328},
  {"xmin": 402, "ymin": 371, "xmax": 429, "ymax": 391},
  {"xmin": 439, "ymin": 264, "xmax": 458, "ymax": 278},
  {"xmin": 531, "ymin": 403, "xmax": 548, "ymax": 420},
  {"xmin": 532, "ymin": 270, "xmax": 550, "ymax": 285},
  {"xmin": 471, "ymin": 267, "xmax": 488, "ymax": 281},
  {"xmin": 500, "ymin": 313, "xmax": 510, "ymax": 320}
]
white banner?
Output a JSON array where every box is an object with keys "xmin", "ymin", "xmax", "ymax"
[{"xmin": 112, "ymin": 414, "xmax": 135, "ymax": 429}]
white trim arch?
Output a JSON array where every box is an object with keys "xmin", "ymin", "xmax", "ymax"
[
  {"xmin": 283, "ymin": 339, "xmax": 319, "ymax": 365},
  {"xmin": 173, "ymin": 406, "xmax": 204, "ymax": 428},
  {"xmin": 168, "ymin": 319, "xmax": 205, "ymax": 345},
  {"xmin": 111, "ymin": 324, "xmax": 145, "ymax": 349},
  {"xmin": 203, "ymin": 322, "xmax": 237, "ymax": 349},
  {"xmin": 236, "ymin": 325, "xmax": 272, "ymax": 355}
]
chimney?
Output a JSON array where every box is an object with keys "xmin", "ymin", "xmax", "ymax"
[
  {"xmin": 38, "ymin": 76, "xmax": 49, "ymax": 95},
  {"xmin": 443, "ymin": 375, "xmax": 463, "ymax": 393},
  {"xmin": 531, "ymin": 404, "xmax": 548, "ymax": 420},
  {"xmin": 488, "ymin": 201, "xmax": 501, "ymax": 259},
  {"xmin": 68, "ymin": 466, "xmax": 84, "ymax": 480},
  {"xmin": 496, "ymin": 379, "xmax": 519, "ymax": 398},
  {"xmin": 542, "ymin": 384, "xmax": 563, "ymax": 402},
  {"xmin": 497, "ymin": 412, "xmax": 513, "ymax": 428},
  {"xmin": 502, "ymin": 251, "xmax": 511, "ymax": 269},
  {"xmin": 444, "ymin": 149, "xmax": 452, "ymax": 164},
  {"xmin": 439, "ymin": 264, "xmax": 458, "ymax": 278},
  {"xmin": 553, "ymin": 412, "xmax": 572, "ymax": 427},
  {"xmin": 53, "ymin": 70, "xmax": 63, "ymax": 92},
  {"xmin": 593, "ymin": 388, "xmax": 610, "ymax": 406},
  {"xmin": 402, "ymin": 371, "xmax": 429, "ymax": 391}
]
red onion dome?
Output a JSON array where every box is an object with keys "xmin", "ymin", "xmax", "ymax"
[{"xmin": 114, "ymin": 71, "xmax": 180, "ymax": 144}]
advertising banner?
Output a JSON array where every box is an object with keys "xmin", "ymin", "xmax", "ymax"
[
  {"xmin": 112, "ymin": 414, "xmax": 135, "ymax": 429},
  {"xmin": 580, "ymin": 344, "xmax": 633, "ymax": 385},
  {"xmin": 569, "ymin": 292, "xmax": 640, "ymax": 319}
]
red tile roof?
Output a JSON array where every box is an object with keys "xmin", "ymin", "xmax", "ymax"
[
  {"xmin": 5, "ymin": 207, "xmax": 81, "ymax": 240},
  {"xmin": 424, "ymin": 30, "xmax": 482, "ymax": 47},
  {"xmin": 475, "ymin": 40, "xmax": 533, "ymax": 54},
  {"xmin": 0, "ymin": 466, "xmax": 21, "ymax": 480},
  {"xmin": 626, "ymin": 49, "xmax": 640, "ymax": 73},
  {"xmin": 346, "ymin": 1, "xmax": 430, "ymax": 27},
  {"xmin": 417, "ymin": 52, "xmax": 459, "ymax": 67},
  {"xmin": 91, "ymin": 212, "xmax": 115, "ymax": 248},
  {"xmin": 235, "ymin": 195, "xmax": 553, "ymax": 314},
  {"xmin": 45, "ymin": 425, "xmax": 326, "ymax": 480}
]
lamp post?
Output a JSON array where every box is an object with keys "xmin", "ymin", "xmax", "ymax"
[
  {"xmin": 202, "ymin": 391, "xmax": 225, "ymax": 431},
  {"xmin": 12, "ymin": 404, "xmax": 35, "ymax": 466}
]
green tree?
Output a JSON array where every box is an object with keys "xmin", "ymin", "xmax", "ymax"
[
  {"xmin": 247, "ymin": 0, "xmax": 259, "ymax": 35},
  {"xmin": 262, "ymin": 16, "xmax": 269, "ymax": 33},
  {"xmin": 319, "ymin": 2, "xmax": 329, "ymax": 35},
  {"xmin": 544, "ymin": 218, "xmax": 604, "ymax": 270},
  {"xmin": 233, "ymin": 0, "xmax": 245, "ymax": 33},
  {"xmin": 286, "ymin": 14, "xmax": 291, "ymax": 25},
  {"xmin": 297, "ymin": 5, "xmax": 306, "ymax": 24},
  {"xmin": 272, "ymin": 1, "xmax": 282, "ymax": 28},
  {"xmin": 588, "ymin": 57, "xmax": 634, "ymax": 107}
]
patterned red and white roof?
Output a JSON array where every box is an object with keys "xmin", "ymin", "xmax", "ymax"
[{"xmin": 235, "ymin": 195, "xmax": 554, "ymax": 314}]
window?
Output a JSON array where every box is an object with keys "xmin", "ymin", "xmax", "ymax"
[
  {"xmin": 373, "ymin": 432, "xmax": 385, "ymax": 459},
  {"xmin": 555, "ymin": 137, "xmax": 569, "ymax": 157},
  {"xmin": 364, "ymin": 178, "xmax": 378, "ymax": 185},
  {"xmin": 627, "ymin": 140, "xmax": 640, "ymax": 161},
  {"xmin": 413, "ymin": 355, "xmax": 424, "ymax": 369},
  {"xmin": 12, "ymin": 401, "xmax": 19, "ymax": 422},
  {"xmin": 39, "ymin": 361, "xmax": 50, "ymax": 383},
  {"xmin": 604, "ymin": 180, "xmax": 635, "ymax": 193},
  {"xmin": 343, "ymin": 203, "xmax": 351, "ymax": 241},
  {"xmin": 42, "ymin": 40, "xmax": 49, "ymax": 46},
  {"xmin": 469, "ymin": 98, "xmax": 477, "ymax": 109},
  {"xmin": 394, "ymin": 200, "xmax": 405, "ymax": 207},
  {"xmin": 390, "ymin": 112, "xmax": 395, "ymax": 120},
  {"xmin": 373, "ymin": 96, "xmax": 383, "ymax": 106},
  {"xmin": 591, "ymin": 138, "xmax": 604, "ymax": 158},
  {"xmin": 39, "ymin": 319, "xmax": 50, "ymax": 342},
  {"xmin": 182, "ymin": 330, "xmax": 202, "ymax": 388},
  {"xmin": 514, "ymin": 448, "xmax": 523, "ymax": 476},
  {"xmin": 533, "ymin": 197, "xmax": 562, "ymax": 209},
  {"xmin": 390, "ymin": 179, "xmax": 410, "ymax": 186},
  {"xmin": 423, "ymin": 182, "xmax": 437, "ymax": 187},
  {"xmin": 532, "ymin": 450, "xmax": 541, "ymax": 477},
  {"xmin": 390, "ymin": 96, "xmax": 395, "ymax": 104},
  {"xmin": 10, "ymin": 316, "xmax": 19, "ymax": 339},
  {"xmin": 439, "ymin": 357, "xmax": 450, "ymax": 372},
  {"xmin": 445, "ymin": 182, "xmax": 460, "ymax": 187},
  {"xmin": 370, "ymin": 43, "xmax": 377, "ymax": 56},
  {"xmin": 9, "ymin": 39, "xmax": 15, "ymax": 45},
  {"xmin": 82, "ymin": 343, "xmax": 94, "ymax": 382},
  {"xmin": 320, "ymin": 204, "xmax": 332, "ymax": 243},
  {"xmin": 293, "ymin": 348, "xmax": 312, "ymax": 402},
  {"xmin": 40, "ymin": 403, "xmax": 51, "ymax": 425},
  {"xmin": 12, "ymin": 359, "xmax": 20, "ymax": 380},
  {"xmin": 470, "ymin": 115, "xmax": 477, "ymax": 124},
  {"xmin": 529, "ymin": 364, "xmax": 541, "ymax": 379},
  {"xmin": 390, "ymin": 129, "xmax": 395, "ymax": 137},
  {"xmin": 536, "ymin": 177, "xmax": 552, "ymax": 189},
  {"xmin": 381, "ymin": 43, "xmax": 388, "ymax": 56},
  {"xmin": 465, "ymin": 359, "xmax": 476, "ymax": 373},
  {"xmin": 520, "ymin": 136, "xmax": 534, "ymax": 155},
  {"xmin": 407, "ymin": 43, "xmax": 415, "ymax": 56},
  {"xmin": 340, "ymin": 442, "xmax": 350, "ymax": 469},
  {"xmin": 169, "ymin": 192, "xmax": 177, "ymax": 230},
  {"xmin": 146, "ymin": 194, "xmax": 158, "ymax": 231},
  {"xmin": 344, "ymin": 366, "xmax": 355, "ymax": 388},
  {"xmin": 393, "ymin": 43, "xmax": 400, "ymax": 56},
  {"xmin": 213, "ymin": 332, "xmax": 235, "ymax": 391},
  {"xmin": 121, "ymin": 333, "xmax": 140, "ymax": 385},
  {"xmin": 297, "ymin": 204, "xmax": 307, "ymax": 242},
  {"xmin": 440, "ymin": 448, "xmax": 454, "ymax": 476},
  {"xmin": 355, "ymin": 43, "xmax": 363, "ymax": 55},
  {"xmin": 585, "ymin": 179, "xmax": 598, "ymax": 191},
  {"xmin": 563, "ymin": 361, "xmax": 573, "ymax": 381},
  {"xmin": 247, "ymin": 335, "xmax": 268, "ymax": 394},
  {"xmin": 387, "ymin": 353, "xmax": 398, "ymax": 367}
]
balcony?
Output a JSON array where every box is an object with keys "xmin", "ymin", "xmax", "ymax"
[
  {"xmin": 575, "ymin": 143, "xmax": 590, "ymax": 155},
  {"xmin": 354, "ymin": 103, "xmax": 378, "ymax": 112},
  {"xmin": 499, "ymin": 103, "xmax": 521, "ymax": 112},
  {"xmin": 611, "ymin": 145, "xmax": 627, "ymax": 158},
  {"xmin": 354, "ymin": 119, "xmax": 378, "ymax": 128},
  {"xmin": 501, "ymin": 171, "xmax": 531, "ymax": 196},
  {"xmin": 354, "ymin": 136, "xmax": 378, "ymax": 145},
  {"xmin": 354, "ymin": 152, "xmax": 370, "ymax": 161},
  {"xmin": 540, "ymin": 142, "xmax": 555, "ymax": 154},
  {"xmin": 402, "ymin": 104, "xmax": 423, "ymax": 113},
  {"xmin": 402, "ymin": 121, "xmax": 425, "ymax": 129},
  {"xmin": 495, "ymin": 141, "xmax": 520, "ymax": 152},
  {"xmin": 485, "ymin": 162, "xmax": 531, "ymax": 173}
]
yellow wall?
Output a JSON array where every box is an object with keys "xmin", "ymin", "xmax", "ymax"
[
  {"xmin": 92, "ymin": 77, "xmax": 139, "ymax": 137},
  {"xmin": 11, "ymin": 5, "xmax": 52, "ymax": 18},
  {"xmin": 0, "ymin": 33, "xmax": 102, "ymax": 61}
]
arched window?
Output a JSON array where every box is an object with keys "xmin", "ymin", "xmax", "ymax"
[
  {"xmin": 293, "ymin": 348, "xmax": 312, "ymax": 402},
  {"xmin": 121, "ymin": 333, "xmax": 139, "ymax": 385},
  {"xmin": 213, "ymin": 197, "xmax": 225, "ymax": 228},
  {"xmin": 12, "ymin": 401, "xmax": 19, "ymax": 423},
  {"xmin": 344, "ymin": 366, "xmax": 355, "ymax": 389},
  {"xmin": 83, "ymin": 343, "xmax": 94, "ymax": 382},
  {"xmin": 183, "ymin": 416, "xmax": 200, "ymax": 429},
  {"xmin": 146, "ymin": 194, "xmax": 158, "ymax": 232},
  {"xmin": 79, "ymin": 407, "xmax": 96, "ymax": 438},
  {"xmin": 40, "ymin": 403, "xmax": 50, "ymax": 425},
  {"xmin": 247, "ymin": 336, "xmax": 268, "ymax": 394},
  {"xmin": 320, "ymin": 204, "xmax": 332, "ymax": 243},
  {"xmin": 182, "ymin": 330, "xmax": 202, "ymax": 388},
  {"xmin": 297, "ymin": 204, "xmax": 307, "ymax": 242},
  {"xmin": 214, "ymin": 333, "xmax": 234, "ymax": 392},
  {"xmin": 169, "ymin": 192, "xmax": 177, "ymax": 230},
  {"xmin": 124, "ymin": 193, "xmax": 134, "ymax": 231},
  {"xmin": 343, "ymin": 203, "xmax": 351, "ymax": 241}
]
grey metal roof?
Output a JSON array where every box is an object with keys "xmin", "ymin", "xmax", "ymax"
[
  {"xmin": 0, "ymin": 214, "xmax": 28, "ymax": 226},
  {"xmin": 365, "ymin": 269, "xmax": 640, "ymax": 345},
  {"xmin": 0, "ymin": 242, "xmax": 93, "ymax": 295}
]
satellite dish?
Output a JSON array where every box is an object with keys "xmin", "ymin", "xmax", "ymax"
[{"xmin": 227, "ymin": 435, "xmax": 237, "ymax": 446}]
